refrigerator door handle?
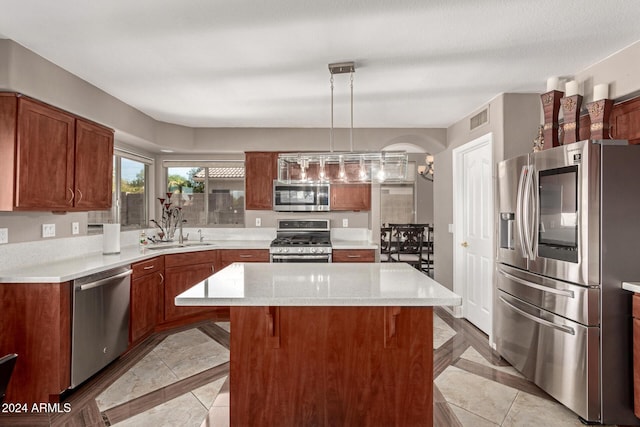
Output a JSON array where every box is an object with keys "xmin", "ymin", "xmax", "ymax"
[
  {"xmin": 498, "ymin": 268, "xmax": 575, "ymax": 298},
  {"xmin": 522, "ymin": 165, "xmax": 536, "ymax": 260},
  {"xmin": 499, "ymin": 296, "xmax": 575, "ymax": 335},
  {"xmin": 516, "ymin": 165, "xmax": 528, "ymax": 259}
]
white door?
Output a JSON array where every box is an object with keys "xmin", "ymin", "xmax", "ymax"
[{"xmin": 453, "ymin": 134, "xmax": 493, "ymax": 336}]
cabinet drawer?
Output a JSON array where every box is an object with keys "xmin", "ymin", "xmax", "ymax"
[
  {"xmin": 165, "ymin": 250, "xmax": 218, "ymax": 268},
  {"xmin": 333, "ymin": 249, "xmax": 375, "ymax": 263},
  {"xmin": 220, "ymin": 249, "xmax": 270, "ymax": 266},
  {"xmin": 633, "ymin": 294, "xmax": 640, "ymax": 319},
  {"xmin": 132, "ymin": 256, "xmax": 165, "ymax": 278}
]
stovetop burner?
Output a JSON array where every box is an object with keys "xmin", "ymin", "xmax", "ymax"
[
  {"xmin": 271, "ymin": 234, "xmax": 331, "ymax": 246},
  {"xmin": 270, "ymin": 219, "xmax": 332, "ymax": 255}
]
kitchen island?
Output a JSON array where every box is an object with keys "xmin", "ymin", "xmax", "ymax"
[{"xmin": 176, "ymin": 262, "xmax": 461, "ymax": 426}]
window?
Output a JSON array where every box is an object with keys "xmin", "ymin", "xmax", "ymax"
[
  {"xmin": 88, "ymin": 150, "xmax": 151, "ymax": 233},
  {"xmin": 164, "ymin": 161, "xmax": 245, "ymax": 227}
]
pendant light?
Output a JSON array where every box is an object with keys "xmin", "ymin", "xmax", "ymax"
[{"xmin": 276, "ymin": 62, "xmax": 409, "ymax": 183}]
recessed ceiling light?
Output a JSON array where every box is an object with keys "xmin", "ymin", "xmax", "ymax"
[{"xmin": 160, "ymin": 149, "xmax": 174, "ymax": 153}]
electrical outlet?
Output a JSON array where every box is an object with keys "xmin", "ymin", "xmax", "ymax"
[
  {"xmin": 42, "ymin": 223, "xmax": 56, "ymax": 238},
  {"xmin": 0, "ymin": 228, "xmax": 8, "ymax": 244},
  {"xmin": 255, "ymin": 217, "xmax": 261, "ymax": 227},
  {"xmin": 72, "ymin": 222, "xmax": 80, "ymax": 235},
  {"xmin": 342, "ymin": 218, "xmax": 348, "ymax": 228}
]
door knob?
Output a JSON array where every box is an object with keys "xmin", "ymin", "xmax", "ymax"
[{"xmin": 461, "ymin": 241, "xmax": 469, "ymax": 248}]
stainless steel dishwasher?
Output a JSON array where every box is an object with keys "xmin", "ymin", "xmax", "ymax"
[{"xmin": 71, "ymin": 266, "xmax": 132, "ymax": 388}]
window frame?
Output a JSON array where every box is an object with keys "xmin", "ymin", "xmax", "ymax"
[{"xmin": 162, "ymin": 159, "xmax": 245, "ymax": 228}]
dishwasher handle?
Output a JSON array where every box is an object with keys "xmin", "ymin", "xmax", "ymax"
[{"xmin": 76, "ymin": 269, "xmax": 133, "ymax": 292}]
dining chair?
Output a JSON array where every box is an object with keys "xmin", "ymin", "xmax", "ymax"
[
  {"xmin": 380, "ymin": 226, "xmax": 394, "ymax": 262},
  {"xmin": 0, "ymin": 353, "xmax": 18, "ymax": 404},
  {"xmin": 421, "ymin": 225, "xmax": 434, "ymax": 276},
  {"xmin": 390, "ymin": 225, "xmax": 424, "ymax": 270}
]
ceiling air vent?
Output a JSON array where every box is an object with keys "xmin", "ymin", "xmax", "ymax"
[{"xmin": 470, "ymin": 107, "xmax": 489, "ymax": 130}]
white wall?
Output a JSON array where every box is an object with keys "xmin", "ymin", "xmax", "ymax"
[
  {"xmin": 434, "ymin": 40, "xmax": 640, "ymax": 291},
  {"xmin": 435, "ymin": 94, "xmax": 540, "ymax": 291}
]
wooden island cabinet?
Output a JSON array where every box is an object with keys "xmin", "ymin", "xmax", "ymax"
[
  {"xmin": 231, "ymin": 305, "xmax": 433, "ymax": 426},
  {"xmin": 176, "ymin": 262, "xmax": 461, "ymax": 426}
]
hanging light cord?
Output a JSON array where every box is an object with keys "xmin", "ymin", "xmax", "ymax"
[
  {"xmin": 330, "ymin": 74, "xmax": 335, "ymax": 153},
  {"xmin": 350, "ymin": 71, "xmax": 354, "ymax": 152}
]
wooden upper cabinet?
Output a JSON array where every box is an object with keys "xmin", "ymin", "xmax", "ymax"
[
  {"xmin": 245, "ymin": 151, "xmax": 279, "ymax": 210},
  {"xmin": 74, "ymin": 118, "xmax": 114, "ymax": 210},
  {"xmin": 0, "ymin": 93, "xmax": 114, "ymax": 211},
  {"xmin": 331, "ymin": 183, "xmax": 371, "ymax": 211},
  {"xmin": 15, "ymin": 97, "xmax": 76, "ymax": 210}
]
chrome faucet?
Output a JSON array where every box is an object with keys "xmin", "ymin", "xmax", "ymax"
[{"xmin": 197, "ymin": 229, "xmax": 204, "ymax": 242}]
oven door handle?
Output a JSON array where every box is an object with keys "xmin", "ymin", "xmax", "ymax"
[
  {"xmin": 499, "ymin": 295, "xmax": 575, "ymax": 335},
  {"xmin": 271, "ymin": 255, "xmax": 331, "ymax": 260},
  {"xmin": 498, "ymin": 269, "xmax": 574, "ymax": 298}
]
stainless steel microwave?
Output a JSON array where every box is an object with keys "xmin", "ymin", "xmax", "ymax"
[{"xmin": 273, "ymin": 182, "xmax": 330, "ymax": 212}]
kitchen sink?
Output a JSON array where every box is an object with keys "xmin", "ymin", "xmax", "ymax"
[{"xmin": 146, "ymin": 242, "xmax": 215, "ymax": 250}]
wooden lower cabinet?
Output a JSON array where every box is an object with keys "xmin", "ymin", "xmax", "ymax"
[
  {"xmin": 219, "ymin": 249, "xmax": 270, "ymax": 269},
  {"xmin": 130, "ymin": 257, "xmax": 164, "ymax": 344},
  {"xmin": 332, "ymin": 249, "xmax": 375, "ymax": 262},
  {"xmin": 164, "ymin": 251, "xmax": 218, "ymax": 323},
  {"xmin": 230, "ymin": 306, "xmax": 434, "ymax": 426},
  {"xmin": 0, "ymin": 282, "xmax": 71, "ymax": 404}
]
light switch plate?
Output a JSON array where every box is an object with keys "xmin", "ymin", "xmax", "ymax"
[
  {"xmin": 0, "ymin": 228, "xmax": 8, "ymax": 244},
  {"xmin": 342, "ymin": 218, "xmax": 348, "ymax": 228},
  {"xmin": 42, "ymin": 223, "xmax": 56, "ymax": 238},
  {"xmin": 72, "ymin": 222, "xmax": 80, "ymax": 235},
  {"xmin": 255, "ymin": 217, "xmax": 261, "ymax": 227}
]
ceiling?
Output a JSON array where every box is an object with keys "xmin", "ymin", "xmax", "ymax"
[{"xmin": 1, "ymin": 0, "xmax": 640, "ymax": 129}]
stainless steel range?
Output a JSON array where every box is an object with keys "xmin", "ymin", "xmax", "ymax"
[{"xmin": 270, "ymin": 219, "xmax": 332, "ymax": 263}]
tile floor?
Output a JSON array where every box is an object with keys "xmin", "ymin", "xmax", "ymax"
[{"xmin": 0, "ymin": 311, "xmax": 624, "ymax": 426}]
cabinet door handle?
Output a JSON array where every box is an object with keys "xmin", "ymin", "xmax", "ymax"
[
  {"xmin": 211, "ymin": 265, "xmax": 215, "ymax": 273},
  {"xmin": 67, "ymin": 187, "xmax": 75, "ymax": 204},
  {"xmin": 239, "ymin": 254, "xmax": 253, "ymax": 258},
  {"xmin": 143, "ymin": 265, "xmax": 154, "ymax": 270},
  {"xmin": 265, "ymin": 306, "xmax": 281, "ymax": 349},
  {"xmin": 158, "ymin": 273, "xmax": 164, "ymax": 285},
  {"xmin": 76, "ymin": 188, "xmax": 83, "ymax": 204},
  {"xmin": 384, "ymin": 306, "xmax": 401, "ymax": 349},
  {"xmin": 347, "ymin": 254, "xmax": 361, "ymax": 258}
]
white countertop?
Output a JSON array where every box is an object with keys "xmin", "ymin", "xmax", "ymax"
[
  {"xmin": 623, "ymin": 282, "xmax": 640, "ymax": 293},
  {"xmin": 175, "ymin": 262, "xmax": 461, "ymax": 307},
  {"xmin": 0, "ymin": 240, "xmax": 272, "ymax": 283},
  {"xmin": 331, "ymin": 239, "xmax": 378, "ymax": 250}
]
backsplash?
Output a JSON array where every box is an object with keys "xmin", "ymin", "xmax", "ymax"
[{"xmin": 0, "ymin": 226, "xmax": 372, "ymax": 273}]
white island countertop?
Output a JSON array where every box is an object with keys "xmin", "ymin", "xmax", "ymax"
[{"xmin": 175, "ymin": 262, "xmax": 461, "ymax": 307}]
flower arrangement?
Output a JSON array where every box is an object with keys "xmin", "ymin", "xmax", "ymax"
[{"xmin": 150, "ymin": 193, "xmax": 183, "ymax": 242}]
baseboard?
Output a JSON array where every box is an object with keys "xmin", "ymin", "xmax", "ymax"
[{"xmin": 442, "ymin": 305, "xmax": 463, "ymax": 318}]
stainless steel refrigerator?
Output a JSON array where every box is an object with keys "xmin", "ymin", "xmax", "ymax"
[{"xmin": 494, "ymin": 139, "xmax": 640, "ymax": 425}]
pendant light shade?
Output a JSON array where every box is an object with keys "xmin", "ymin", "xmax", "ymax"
[{"xmin": 277, "ymin": 62, "xmax": 408, "ymax": 183}]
